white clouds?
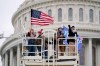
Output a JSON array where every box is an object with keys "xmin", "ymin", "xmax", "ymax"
[{"xmin": 0, "ymin": 0, "xmax": 24, "ymax": 66}]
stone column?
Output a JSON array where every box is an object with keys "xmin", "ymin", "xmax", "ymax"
[
  {"xmin": 84, "ymin": 6, "xmax": 89, "ymax": 23},
  {"xmin": 17, "ymin": 45, "xmax": 20, "ymax": 66},
  {"xmin": 86, "ymin": 38, "xmax": 92, "ymax": 66},
  {"xmin": 88, "ymin": 38, "xmax": 93, "ymax": 66},
  {"xmin": 73, "ymin": 5, "xmax": 78, "ymax": 23},
  {"xmin": 62, "ymin": 5, "xmax": 67, "ymax": 22},
  {"xmin": 10, "ymin": 48, "xmax": 13, "ymax": 66},
  {"xmin": 96, "ymin": 44, "xmax": 100, "ymax": 66},
  {"xmin": 5, "ymin": 52, "xmax": 8, "ymax": 66},
  {"xmin": 53, "ymin": 6, "xmax": 57, "ymax": 22},
  {"xmin": 2, "ymin": 56, "xmax": 5, "ymax": 66}
]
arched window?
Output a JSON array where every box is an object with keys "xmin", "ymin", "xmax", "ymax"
[
  {"xmin": 48, "ymin": 9, "xmax": 52, "ymax": 16},
  {"xmin": 89, "ymin": 9, "xmax": 94, "ymax": 22},
  {"xmin": 68, "ymin": 8, "xmax": 73, "ymax": 21},
  {"xmin": 99, "ymin": 11, "xmax": 100, "ymax": 23},
  {"xmin": 79, "ymin": 8, "xmax": 83, "ymax": 21},
  {"xmin": 25, "ymin": 16, "xmax": 27, "ymax": 21},
  {"xmin": 58, "ymin": 8, "xmax": 62, "ymax": 21}
]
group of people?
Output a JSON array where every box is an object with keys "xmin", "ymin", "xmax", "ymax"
[
  {"xmin": 55, "ymin": 25, "xmax": 77, "ymax": 56},
  {"xmin": 25, "ymin": 25, "xmax": 77, "ymax": 58},
  {"xmin": 26, "ymin": 29, "xmax": 48, "ymax": 58}
]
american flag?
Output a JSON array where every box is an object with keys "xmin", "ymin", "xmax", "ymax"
[{"xmin": 31, "ymin": 9, "xmax": 54, "ymax": 26}]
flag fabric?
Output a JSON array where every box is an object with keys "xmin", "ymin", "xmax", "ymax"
[
  {"xmin": 31, "ymin": 9, "xmax": 54, "ymax": 26},
  {"xmin": 77, "ymin": 35, "xmax": 83, "ymax": 52},
  {"xmin": 62, "ymin": 26, "xmax": 69, "ymax": 45}
]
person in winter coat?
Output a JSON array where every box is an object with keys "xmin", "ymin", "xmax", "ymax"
[
  {"xmin": 26, "ymin": 29, "xmax": 36, "ymax": 56},
  {"xmin": 68, "ymin": 25, "xmax": 78, "ymax": 56}
]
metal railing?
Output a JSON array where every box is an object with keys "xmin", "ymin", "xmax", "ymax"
[
  {"xmin": 22, "ymin": 37, "xmax": 43, "ymax": 57},
  {"xmin": 22, "ymin": 37, "xmax": 79, "ymax": 60}
]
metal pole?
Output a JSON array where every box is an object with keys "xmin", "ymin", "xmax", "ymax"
[{"xmin": 48, "ymin": 30, "xmax": 49, "ymax": 66}]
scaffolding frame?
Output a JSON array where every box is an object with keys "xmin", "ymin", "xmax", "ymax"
[{"xmin": 20, "ymin": 29, "xmax": 100, "ymax": 66}]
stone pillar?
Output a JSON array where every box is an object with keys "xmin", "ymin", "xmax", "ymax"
[
  {"xmin": 17, "ymin": 45, "xmax": 20, "ymax": 66},
  {"xmin": 5, "ymin": 52, "xmax": 8, "ymax": 66},
  {"xmin": 84, "ymin": 6, "xmax": 89, "ymax": 23},
  {"xmin": 53, "ymin": 6, "xmax": 57, "ymax": 22},
  {"xmin": 62, "ymin": 5, "xmax": 67, "ymax": 22},
  {"xmin": 73, "ymin": 5, "xmax": 78, "ymax": 23},
  {"xmin": 88, "ymin": 38, "xmax": 93, "ymax": 66},
  {"xmin": 85, "ymin": 38, "xmax": 92, "ymax": 66},
  {"xmin": 2, "ymin": 56, "xmax": 5, "ymax": 66},
  {"xmin": 96, "ymin": 44, "xmax": 100, "ymax": 66},
  {"xmin": 10, "ymin": 48, "xmax": 13, "ymax": 66}
]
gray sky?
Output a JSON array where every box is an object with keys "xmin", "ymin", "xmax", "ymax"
[{"xmin": 0, "ymin": 0, "xmax": 24, "ymax": 65}]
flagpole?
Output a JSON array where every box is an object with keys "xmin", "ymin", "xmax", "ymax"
[
  {"xmin": 74, "ymin": 8, "xmax": 79, "ymax": 66},
  {"xmin": 30, "ymin": 9, "xmax": 32, "ymax": 29}
]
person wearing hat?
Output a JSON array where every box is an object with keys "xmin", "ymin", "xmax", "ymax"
[
  {"xmin": 36, "ymin": 29, "xmax": 44, "ymax": 56},
  {"xmin": 36, "ymin": 29, "xmax": 48, "ymax": 58}
]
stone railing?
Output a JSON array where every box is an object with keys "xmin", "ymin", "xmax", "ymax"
[
  {"xmin": 52, "ymin": 22, "xmax": 100, "ymax": 31},
  {"xmin": 32, "ymin": 22, "xmax": 100, "ymax": 37},
  {"xmin": 3, "ymin": 33, "xmax": 24, "ymax": 45},
  {"xmin": 1, "ymin": 38, "xmax": 22, "ymax": 55},
  {"xmin": 32, "ymin": 22, "xmax": 100, "ymax": 32},
  {"xmin": 0, "ymin": 33, "xmax": 25, "ymax": 54}
]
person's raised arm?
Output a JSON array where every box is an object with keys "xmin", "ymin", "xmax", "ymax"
[
  {"xmin": 68, "ymin": 25, "xmax": 71, "ymax": 28},
  {"xmin": 68, "ymin": 25, "xmax": 72, "ymax": 34}
]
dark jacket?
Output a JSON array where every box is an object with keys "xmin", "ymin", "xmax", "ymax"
[
  {"xmin": 68, "ymin": 25, "xmax": 78, "ymax": 43},
  {"xmin": 26, "ymin": 32, "xmax": 36, "ymax": 45},
  {"xmin": 57, "ymin": 32, "xmax": 65, "ymax": 44},
  {"xmin": 36, "ymin": 35, "xmax": 42, "ymax": 45},
  {"xmin": 26, "ymin": 32, "xmax": 35, "ymax": 37}
]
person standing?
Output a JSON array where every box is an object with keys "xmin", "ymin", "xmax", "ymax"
[
  {"xmin": 36, "ymin": 30, "xmax": 43, "ymax": 56},
  {"xmin": 27, "ymin": 29, "xmax": 36, "ymax": 56},
  {"xmin": 57, "ymin": 27, "xmax": 66, "ymax": 56},
  {"xmin": 36, "ymin": 29, "xmax": 49, "ymax": 59},
  {"xmin": 68, "ymin": 25, "xmax": 77, "ymax": 56}
]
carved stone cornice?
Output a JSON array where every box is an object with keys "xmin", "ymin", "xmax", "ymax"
[
  {"xmin": 0, "ymin": 38, "xmax": 22, "ymax": 56},
  {"xmin": 12, "ymin": 0, "xmax": 100, "ymax": 26}
]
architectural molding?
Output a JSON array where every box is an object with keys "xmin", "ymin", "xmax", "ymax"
[{"xmin": 12, "ymin": 0, "xmax": 100, "ymax": 24}]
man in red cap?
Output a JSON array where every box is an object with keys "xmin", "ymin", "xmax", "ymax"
[{"xmin": 36, "ymin": 29, "xmax": 44, "ymax": 56}]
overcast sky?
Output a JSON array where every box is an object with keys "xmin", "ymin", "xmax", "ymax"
[{"xmin": 0, "ymin": 0, "xmax": 24, "ymax": 65}]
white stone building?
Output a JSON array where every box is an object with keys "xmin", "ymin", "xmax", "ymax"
[{"xmin": 0, "ymin": 0, "xmax": 100, "ymax": 66}]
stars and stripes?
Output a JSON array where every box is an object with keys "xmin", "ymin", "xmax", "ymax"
[{"xmin": 31, "ymin": 9, "xmax": 54, "ymax": 26}]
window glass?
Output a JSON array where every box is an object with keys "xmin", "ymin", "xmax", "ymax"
[
  {"xmin": 58, "ymin": 8, "xmax": 62, "ymax": 21},
  {"xmin": 89, "ymin": 9, "xmax": 94, "ymax": 22},
  {"xmin": 79, "ymin": 8, "xmax": 83, "ymax": 21},
  {"xmin": 68, "ymin": 8, "xmax": 73, "ymax": 21}
]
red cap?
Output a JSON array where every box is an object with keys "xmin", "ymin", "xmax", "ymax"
[{"xmin": 38, "ymin": 29, "xmax": 43, "ymax": 34}]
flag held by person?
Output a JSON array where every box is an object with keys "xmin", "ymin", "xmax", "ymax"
[
  {"xmin": 62, "ymin": 25, "xmax": 69, "ymax": 45},
  {"xmin": 77, "ymin": 35, "xmax": 83, "ymax": 52},
  {"xmin": 31, "ymin": 9, "xmax": 54, "ymax": 26}
]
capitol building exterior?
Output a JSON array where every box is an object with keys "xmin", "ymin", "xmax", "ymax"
[{"xmin": 0, "ymin": 0, "xmax": 100, "ymax": 66}]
